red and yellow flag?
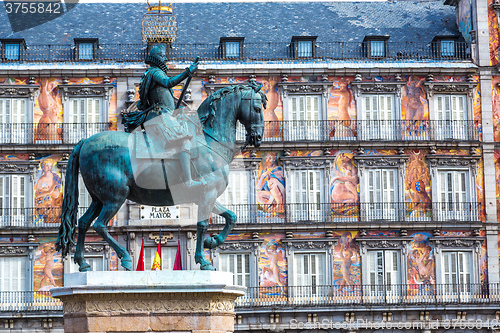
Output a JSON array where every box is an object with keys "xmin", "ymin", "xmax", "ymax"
[{"xmin": 151, "ymin": 241, "xmax": 161, "ymax": 271}]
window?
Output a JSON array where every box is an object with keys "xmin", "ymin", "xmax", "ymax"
[
  {"xmin": 0, "ymin": 98, "xmax": 28, "ymax": 144},
  {"xmin": 440, "ymin": 40, "xmax": 455, "ymax": 57},
  {"xmin": 291, "ymin": 36, "xmax": 317, "ymax": 58},
  {"xmin": 294, "ymin": 253, "xmax": 326, "ymax": 297},
  {"xmin": 0, "ymin": 256, "xmax": 28, "ymax": 307},
  {"xmin": 361, "ymin": 94, "xmax": 395, "ymax": 140},
  {"xmin": 1, "ymin": 39, "xmax": 25, "ymax": 61},
  {"xmin": 442, "ymin": 251, "xmax": 472, "ymax": 298},
  {"xmin": 74, "ymin": 38, "xmax": 98, "ymax": 61},
  {"xmin": 288, "ymin": 169, "xmax": 324, "ymax": 221},
  {"xmin": 220, "ymin": 37, "xmax": 244, "ymax": 59},
  {"xmin": 287, "ymin": 95, "xmax": 321, "ymax": 140},
  {"xmin": 434, "ymin": 94, "xmax": 468, "ymax": 140},
  {"xmin": 67, "ymin": 97, "xmax": 103, "ymax": 143},
  {"xmin": 366, "ymin": 250, "xmax": 401, "ymax": 302},
  {"xmin": 219, "ymin": 253, "xmax": 250, "ymax": 287},
  {"xmin": 144, "ymin": 246, "xmax": 176, "ymax": 271},
  {"xmin": 432, "ymin": 36, "xmax": 459, "ymax": 58},
  {"xmin": 363, "ymin": 36, "xmax": 389, "ymax": 58},
  {"xmin": 364, "ymin": 168, "xmax": 398, "ymax": 221},
  {"xmin": 436, "ymin": 170, "xmax": 471, "ymax": 221},
  {"xmin": 67, "ymin": 255, "xmax": 105, "ymax": 273},
  {"xmin": 217, "ymin": 170, "xmax": 251, "ymax": 223},
  {"xmin": 0, "ymin": 175, "xmax": 28, "ymax": 227}
]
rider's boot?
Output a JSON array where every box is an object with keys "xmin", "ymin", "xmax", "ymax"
[{"xmin": 180, "ymin": 151, "xmax": 206, "ymax": 187}]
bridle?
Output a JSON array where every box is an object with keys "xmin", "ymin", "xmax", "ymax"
[{"xmin": 239, "ymin": 87, "xmax": 264, "ymax": 150}]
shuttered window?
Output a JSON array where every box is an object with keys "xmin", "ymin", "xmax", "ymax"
[
  {"xmin": 435, "ymin": 94, "xmax": 467, "ymax": 140},
  {"xmin": 365, "ymin": 169, "xmax": 397, "ymax": 220},
  {"xmin": 0, "ymin": 175, "xmax": 28, "ymax": 226},
  {"xmin": 443, "ymin": 251, "xmax": 472, "ymax": 294},
  {"xmin": 144, "ymin": 246, "xmax": 176, "ymax": 271},
  {"xmin": 362, "ymin": 94, "xmax": 395, "ymax": 140},
  {"xmin": 288, "ymin": 95, "xmax": 321, "ymax": 140},
  {"xmin": 0, "ymin": 256, "xmax": 27, "ymax": 291},
  {"xmin": 220, "ymin": 253, "xmax": 250, "ymax": 287},
  {"xmin": 294, "ymin": 253, "xmax": 325, "ymax": 295},
  {"xmin": 67, "ymin": 97, "xmax": 103, "ymax": 143},
  {"xmin": 0, "ymin": 98, "xmax": 28, "ymax": 143},
  {"xmin": 68, "ymin": 256, "xmax": 105, "ymax": 273},
  {"xmin": 218, "ymin": 171, "xmax": 250, "ymax": 205},
  {"xmin": 289, "ymin": 169, "xmax": 323, "ymax": 221}
]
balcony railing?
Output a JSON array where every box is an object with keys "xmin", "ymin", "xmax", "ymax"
[
  {"xmin": 0, "ymin": 291, "xmax": 62, "ymax": 311},
  {"xmin": 0, "ymin": 123, "xmax": 111, "ymax": 145},
  {"xmin": 237, "ymin": 120, "xmax": 480, "ymax": 143},
  {"xmin": 235, "ymin": 283, "xmax": 499, "ymax": 307},
  {"xmin": 0, "ymin": 207, "xmax": 88, "ymax": 228},
  {"xmin": 210, "ymin": 202, "xmax": 482, "ymax": 224},
  {"xmin": 0, "ymin": 42, "xmax": 470, "ymax": 63}
]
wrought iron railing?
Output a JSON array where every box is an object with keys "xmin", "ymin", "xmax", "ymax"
[
  {"xmin": 0, "ymin": 207, "xmax": 89, "ymax": 228},
  {"xmin": 0, "ymin": 291, "xmax": 62, "ymax": 311},
  {"xmin": 210, "ymin": 202, "xmax": 483, "ymax": 224},
  {"xmin": 235, "ymin": 283, "xmax": 499, "ymax": 307},
  {"xmin": 1, "ymin": 42, "xmax": 471, "ymax": 63},
  {"xmin": 0, "ymin": 123, "xmax": 111, "ymax": 145},
  {"xmin": 236, "ymin": 120, "xmax": 480, "ymax": 142}
]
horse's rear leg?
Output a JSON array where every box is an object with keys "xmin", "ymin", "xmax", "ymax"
[
  {"xmin": 92, "ymin": 202, "xmax": 132, "ymax": 271},
  {"xmin": 204, "ymin": 201, "xmax": 236, "ymax": 250},
  {"xmin": 74, "ymin": 199, "xmax": 103, "ymax": 272}
]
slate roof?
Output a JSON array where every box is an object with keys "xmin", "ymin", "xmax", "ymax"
[{"xmin": 0, "ymin": 1, "xmax": 461, "ymax": 46}]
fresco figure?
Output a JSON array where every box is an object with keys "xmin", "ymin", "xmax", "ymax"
[
  {"xmin": 36, "ymin": 78, "xmax": 62, "ymax": 142},
  {"xmin": 261, "ymin": 77, "xmax": 281, "ymax": 138},
  {"xmin": 260, "ymin": 239, "xmax": 287, "ymax": 288},
  {"xmin": 330, "ymin": 79, "xmax": 355, "ymax": 138},
  {"xmin": 407, "ymin": 233, "xmax": 435, "ymax": 295},
  {"xmin": 38, "ymin": 243, "xmax": 57, "ymax": 289},
  {"xmin": 338, "ymin": 232, "xmax": 355, "ymax": 289},
  {"xmin": 330, "ymin": 152, "xmax": 358, "ymax": 204},
  {"xmin": 402, "ymin": 76, "xmax": 427, "ymax": 138},
  {"xmin": 333, "ymin": 231, "xmax": 360, "ymax": 292},
  {"xmin": 256, "ymin": 152, "xmax": 285, "ymax": 214},
  {"xmin": 35, "ymin": 160, "xmax": 62, "ymax": 223},
  {"xmin": 405, "ymin": 151, "xmax": 431, "ymax": 215}
]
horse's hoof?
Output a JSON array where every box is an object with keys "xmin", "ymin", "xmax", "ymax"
[
  {"xmin": 121, "ymin": 258, "xmax": 132, "ymax": 271},
  {"xmin": 200, "ymin": 262, "xmax": 215, "ymax": 271},
  {"xmin": 79, "ymin": 263, "xmax": 91, "ymax": 272}
]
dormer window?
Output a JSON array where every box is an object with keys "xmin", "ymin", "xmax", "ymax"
[
  {"xmin": 74, "ymin": 38, "xmax": 98, "ymax": 60},
  {"xmin": 1, "ymin": 39, "xmax": 25, "ymax": 61},
  {"xmin": 220, "ymin": 37, "xmax": 244, "ymax": 59},
  {"xmin": 432, "ymin": 36, "xmax": 459, "ymax": 58},
  {"xmin": 363, "ymin": 36, "xmax": 389, "ymax": 58},
  {"xmin": 291, "ymin": 36, "xmax": 317, "ymax": 58}
]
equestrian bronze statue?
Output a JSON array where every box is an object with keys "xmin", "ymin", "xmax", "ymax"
[{"xmin": 56, "ymin": 45, "xmax": 266, "ymax": 271}]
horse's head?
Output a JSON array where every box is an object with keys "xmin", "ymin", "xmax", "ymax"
[{"xmin": 238, "ymin": 82, "xmax": 267, "ymax": 148}]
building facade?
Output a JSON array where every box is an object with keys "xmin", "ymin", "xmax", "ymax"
[{"xmin": 1, "ymin": 0, "xmax": 500, "ymax": 332}]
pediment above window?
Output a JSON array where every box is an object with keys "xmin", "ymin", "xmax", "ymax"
[
  {"xmin": 278, "ymin": 81, "xmax": 331, "ymax": 98},
  {"xmin": 285, "ymin": 238, "xmax": 337, "ymax": 255},
  {"xmin": 59, "ymin": 84, "xmax": 114, "ymax": 100},
  {"xmin": 423, "ymin": 80, "xmax": 476, "ymax": 97},
  {"xmin": 0, "ymin": 245, "xmax": 27, "ymax": 255},
  {"xmin": 0, "ymin": 160, "xmax": 39, "ymax": 180},
  {"xmin": 432, "ymin": 237, "xmax": 483, "ymax": 253},
  {"xmin": 229, "ymin": 157, "xmax": 260, "ymax": 170},
  {"xmin": 281, "ymin": 156, "xmax": 332, "ymax": 169},
  {"xmin": 350, "ymin": 81, "xmax": 404, "ymax": 98},
  {"xmin": 355, "ymin": 155, "xmax": 408, "ymax": 176},
  {"xmin": 426, "ymin": 155, "xmax": 479, "ymax": 168},
  {"xmin": 0, "ymin": 84, "xmax": 40, "ymax": 100},
  {"xmin": 360, "ymin": 238, "xmax": 408, "ymax": 253}
]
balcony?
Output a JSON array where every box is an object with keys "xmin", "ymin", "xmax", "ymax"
[
  {"xmin": 0, "ymin": 207, "xmax": 88, "ymax": 228},
  {"xmin": 236, "ymin": 120, "xmax": 480, "ymax": 143},
  {"xmin": 235, "ymin": 283, "xmax": 499, "ymax": 307},
  {"xmin": 0, "ymin": 123, "xmax": 111, "ymax": 145},
  {"xmin": 0, "ymin": 42, "xmax": 470, "ymax": 63},
  {"xmin": 0, "ymin": 291, "xmax": 62, "ymax": 312},
  {"xmin": 210, "ymin": 202, "xmax": 483, "ymax": 224}
]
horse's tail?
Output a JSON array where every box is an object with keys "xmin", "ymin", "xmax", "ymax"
[{"xmin": 56, "ymin": 139, "xmax": 86, "ymax": 258}]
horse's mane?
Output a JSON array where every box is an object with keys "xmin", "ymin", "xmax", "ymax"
[{"xmin": 198, "ymin": 82, "xmax": 267, "ymax": 128}]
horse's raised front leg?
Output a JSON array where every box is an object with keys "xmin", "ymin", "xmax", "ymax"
[
  {"xmin": 93, "ymin": 203, "xmax": 132, "ymax": 271},
  {"xmin": 74, "ymin": 200, "xmax": 102, "ymax": 272},
  {"xmin": 204, "ymin": 201, "xmax": 236, "ymax": 249}
]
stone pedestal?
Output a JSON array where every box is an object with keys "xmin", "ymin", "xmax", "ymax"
[{"xmin": 51, "ymin": 271, "xmax": 245, "ymax": 333}]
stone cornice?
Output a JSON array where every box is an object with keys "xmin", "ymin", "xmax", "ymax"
[
  {"xmin": 426, "ymin": 155, "xmax": 479, "ymax": 168},
  {"xmin": 58, "ymin": 83, "xmax": 114, "ymax": 100},
  {"xmin": 424, "ymin": 81, "xmax": 477, "ymax": 97},
  {"xmin": 0, "ymin": 84, "xmax": 40, "ymax": 100},
  {"xmin": 350, "ymin": 81, "xmax": 405, "ymax": 98},
  {"xmin": 281, "ymin": 156, "xmax": 332, "ymax": 169},
  {"xmin": 278, "ymin": 81, "xmax": 332, "ymax": 98}
]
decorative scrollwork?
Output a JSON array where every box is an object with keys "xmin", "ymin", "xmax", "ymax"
[{"xmin": 0, "ymin": 246, "xmax": 27, "ymax": 254}]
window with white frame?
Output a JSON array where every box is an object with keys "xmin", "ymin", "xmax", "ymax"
[
  {"xmin": 364, "ymin": 168, "xmax": 398, "ymax": 220},
  {"xmin": 287, "ymin": 95, "xmax": 321, "ymax": 140},
  {"xmin": 144, "ymin": 246, "xmax": 176, "ymax": 271},
  {"xmin": 442, "ymin": 251, "xmax": 473, "ymax": 296},
  {"xmin": 434, "ymin": 94, "xmax": 468, "ymax": 140},
  {"xmin": 288, "ymin": 169, "xmax": 324, "ymax": 221},
  {"xmin": 219, "ymin": 253, "xmax": 251, "ymax": 287},
  {"xmin": 0, "ymin": 98, "xmax": 28, "ymax": 144},
  {"xmin": 435, "ymin": 169, "xmax": 471, "ymax": 221},
  {"xmin": 67, "ymin": 97, "xmax": 103, "ymax": 143},
  {"xmin": 67, "ymin": 255, "xmax": 105, "ymax": 273},
  {"xmin": 366, "ymin": 250, "xmax": 401, "ymax": 300},
  {"xmin": 361, "ymin": 94, "xmax": 395, "ymax": 140},
  {"xmin": 0, "ymin": 175, "xmax": 29, "ymax": 227},
  {"xmin": 294, "ymin": 253, "xmax": 326, "ymax": 296},
  {"xmin": 217, "ymin": 170, "xmax": 251, "ymax": 223},
  {"xmin": 0, "ymin": 255, "xmax": 28, "ymax": 306}
]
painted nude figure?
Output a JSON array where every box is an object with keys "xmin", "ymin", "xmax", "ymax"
[
  {"xmin": 36, "ymin": 78, "xmax": 62, "ymax": 141},
  {"xmin": 39, "ymin": 243, "xmax": 57, "ymax": 289},
  {"xmin": 256, "ymin": 152, "xmax": 285, "ymax": 213},
  {"xmin": 330, "ymin": 153, "xmax": 358, "ymax": 203},
  {"xmin": 260, "ymin": 239, "xmax": 286, "ymax": 287}
]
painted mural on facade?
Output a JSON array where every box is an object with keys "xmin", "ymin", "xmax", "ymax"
[
  {"xmin": 401, "ymin": 76, "xmax": 429, "ymax": 139},
  {"xmin": 34, "ymin": 238, "xmax": 63, "ymax": 292},
  {"xmin": 457, "ymin": 0, "xmax": 473, "ymax": 44},
  {"xmin": 332, "ymin": 231, "xmax": 361, "ymax": 292},
  {"xmin": 256, "ymin": 151, "xmax": 285, "ymax": 221},
  {"xmin": 258, "ymin": 233, "xmax": 287, "ymax": 296},
  {"xmin": 328, "ymin": 77, "xmax": 356, "ymax": 139},
  {"xmin": 489, "ymin": 0, "xmax": 500, "ymax": 66},
  {"xmin": 407, "ymin": 232, "xmax": 435, "ymax": 297},
  {"xmin": 492, "ymin": 77, "xmax": 500, "ymax": 142},
  {"xmin": 34, "ymin": 155, "xmax": 63, "ymax": 225},
  {"xmin": 330, "ymin": 151, "xmax": 359, "ymax": 219},
  {"xmin": 495, "ymin": 150, "xmax": 500, "ymax": 221},
  {"xmin": 405, "ymin": 150, "xmax": 432, "ymax": 218}
]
